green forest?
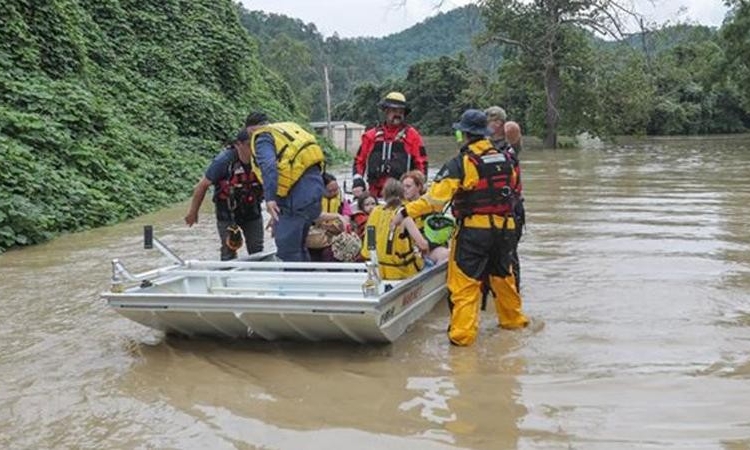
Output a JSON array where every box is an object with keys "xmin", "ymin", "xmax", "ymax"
[
  {"xmin": 242, "ymin": 2, "xmax": 750, "ymax": 143},
  {"xmin": 0, "ymin": 0, "xmax": 321, "ymax": 253},
  {"xmin": 1, "ymin": 0, "xmax": 749, "ymax": 253}
]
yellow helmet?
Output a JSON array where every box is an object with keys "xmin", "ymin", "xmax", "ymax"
[{"xmin": 378, "ymin": 91, "xmax": 411, "ymax": 114}]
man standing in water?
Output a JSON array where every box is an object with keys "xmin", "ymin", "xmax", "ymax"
[
  {"xmin": 353, "ymin": 91, "xmax": 428, "ymax": 197},
  {"xmin": 185, "ymin": 129, "xmax": 264, "ymax": 261},
  {"xmin": 391, "ymin": 109, "xmax": 529, "ymax": 346},
  {"xmin": 486, "ymin": 105, "xmax": 525, "ymax": 290},
  {"xmin": 486, "ymin": 106, "xmax": 523, "ymax": 157}
]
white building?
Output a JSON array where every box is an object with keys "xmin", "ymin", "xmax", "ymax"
[{"xmin": 309, "ymin": 121, "xmax": 366, "ymax": 155}]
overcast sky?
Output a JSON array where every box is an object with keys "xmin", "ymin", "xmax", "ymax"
[{"xmin": 239, "ymin": 0, "xmax": 730, "ymax": 38}]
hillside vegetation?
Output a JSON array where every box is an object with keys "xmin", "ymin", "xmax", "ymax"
[
  {"xmin": 0, "ymin": 0, "xmax": 310, "ymax": 252},
  {"xmin": 242, "ymin": 4, "xmax": 750, "ymax": 140},
  {"xmin": 2, "ymin": 0, "xmax": 749, "ymax": 252},
  {"xmin": 238, "ymin": 5, "xmax": 502, "ymax": 121}
]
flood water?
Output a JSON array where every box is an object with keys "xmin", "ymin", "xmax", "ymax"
[{"xmin": 1, "ymin": 135, "xmax": 750, "ymax": 449}]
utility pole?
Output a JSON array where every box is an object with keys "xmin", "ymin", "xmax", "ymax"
[{"xmin": 324, "ymin": 65, "xmax": 332, "ymax": 140}]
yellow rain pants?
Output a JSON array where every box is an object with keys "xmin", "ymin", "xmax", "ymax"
[{"xmin": 447, "ymin": 217, "xmax": 528, "ymax": 346}]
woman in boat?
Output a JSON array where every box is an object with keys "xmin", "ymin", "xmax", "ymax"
[
  {"xmin": 360, "ymin": 178, "xmax": 428, "ymax": 280},
  {"xmin": 401, "ymin": 170, "xmax": 426, "ymax": 203},
  {"xmin": 309, "ymin": 173, "xmax": 352, "ymax": 262},
  {"xmin": 320, "ymin": 172, "xmax": 352, "ymax": 219},
  {"xmin": 401, "ymin": 170, "xmax": 450, "ymax": 264}
]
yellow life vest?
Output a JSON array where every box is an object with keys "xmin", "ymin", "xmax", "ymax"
[
  {"xmin": 321, "ymin": 194, "xmax": 342, "ymax": 214},
  {"xmin": 250, "ymin": 122, "xmax": 326, "ymax": 197},
  {"xmin": 360, "ymin": 205, "xmax": 423, "ymax": 280},
  {"xmin": 412, "ymin": 212, "xmax": 433, "ymax": 232}
]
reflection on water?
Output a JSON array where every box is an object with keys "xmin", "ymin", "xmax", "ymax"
[
  {"xmin": 1, "ymin": 135, "xmax": 750, "ymax": 449},
  {"xmin": 400, "ymin": 376, "xmax": 458, "ymax": 426}
]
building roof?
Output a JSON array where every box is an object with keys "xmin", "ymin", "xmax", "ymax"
[{"xmin": 309, "ymin": 121, "xmax": 365, "ymax": 129}]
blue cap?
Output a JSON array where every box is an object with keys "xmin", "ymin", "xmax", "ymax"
[{"xmin": 452, "ymin": 109, "xmax": 491, "ymax": 136}]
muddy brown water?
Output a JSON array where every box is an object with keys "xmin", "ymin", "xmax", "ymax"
[{"xmin": 1, "ymin": 135, "xmax": 749, "ymax": 449}]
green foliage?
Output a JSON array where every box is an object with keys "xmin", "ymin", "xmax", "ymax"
[
  {"xmin": 640, "ymin": 37, "xmax": 748, "ymax": 134},
  {"xmin": 330, "ymin": 55, "xmax": 485, "ymax": 135},
  {"xmin": 238, "ymin": 9, "xmax": 382, "ymax": 121},
  {"xmin": 332, "ymin": 83, "xmax": 383, "ymax": 127},
  {"xmin": 721, "ymin": 0, "xmax": 750, "ymax": 111},
  {"xmin": 404, "ymin": 56, "xmax": 476, "ymax": 134},
  {"xmin": 0, "ymin": 0, "xmax": 305, "ymax": 253},
  {"xmin": 479, "ymin": 0, "xmax": 625, "ymax": 147},
  {"xmin": 476, "ymin": 0, "xmax": 750, "ymax": 143},
  {"xmin": 237, "ymin": 3, "xmax": 750, "ymax": 144},
  {"xmin": 3, "ymin": 0, "xmax": 750, "ymax": 253},
  {"xmin": 561, "ymin": 45, "xmax": 655, "ymax": 137},
  {"xmin": 237, "ymin": 5, "xmax": 500, "ymax": 122}
]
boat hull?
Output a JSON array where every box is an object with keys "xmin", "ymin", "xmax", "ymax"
[{"xmin": 102, "ymin": 258, "xmax": 448, "ymax": 343}]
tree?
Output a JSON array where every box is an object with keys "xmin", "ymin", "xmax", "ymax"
[
  {"xmin": 404, "ymin": 55, "xmax": 476, "ymax": 134},
  {"xmin": 262, "ymin": 34, "xmax": 316, "ymax": 116},
  {"xmin": 587, "ymin": 46, "xmax": 655, "ymax": 136},
  {"xmin": 721, "ymin": 0, "xmax": 750, "ymax": 112},
  {"xmin": 477, "ymin": 0, "xmax": 640, "ymax": 148},
  {"xmin": 332, "ymin": 82, "xmax": 382, "ymax": 126}
]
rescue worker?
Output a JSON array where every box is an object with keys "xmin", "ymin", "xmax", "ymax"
[
  {"xmin": 353, "ymin": 92, "xmax": 428, "ymax": 198},
  {"xmin": 486, "ymin": 106, "xmax": 523, "ymax": 157},
  {"xmin": 185, "ymin": 129, "xmax": 264, "ymax": 260},
  {"xmin": 246, "ymin": 112, "xmax": 326, "ymax": 262},
  {"xmin": 361, "ymin": 178, "xmax": 428, "ymax": 280},
  {"xmin": 486, "ymin": 106, "xmax": 525, "ymax": 290},
  {"xmin": 390, "ymin": 109, "xmax": 529, "ymax": 346}
]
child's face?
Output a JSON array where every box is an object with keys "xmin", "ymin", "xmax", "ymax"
[
  {"xmin": 402, "ymin": 178, "xmax": 420, "ymax": 201},
  {"xmin": 352, "ymin": 186, "xmax": 365, "ymax": 198},
  {"xmin": 363, "ymin": 198, "xmax": 377, "ymax": 214}
]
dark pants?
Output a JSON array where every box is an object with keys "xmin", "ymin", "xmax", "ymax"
[
  {"xmin": 273, "ymin": 166, "xmax": 325, "ymax": 262},
  {"xmin": 275, "ymin": 199, "xmax": 322, "ymax": 262},
  {"xmin": 512, "ymin": 200, "xmax": 525, "ymax": 291},
  {"xmin": 216, "ymin": 215, "xmax": 264, "ymax": 261}
]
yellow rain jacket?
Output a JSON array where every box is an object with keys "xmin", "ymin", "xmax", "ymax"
[{"xmin": 403, "ymin": 138, "xmax": 528, "ymax": 346}]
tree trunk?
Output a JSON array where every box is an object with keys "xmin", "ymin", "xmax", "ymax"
[{"xmin": 543, "ymin": 63, "xmax": 561, "ymax": 149}]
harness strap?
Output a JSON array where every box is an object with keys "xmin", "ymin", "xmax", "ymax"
[{"xmin": 379, "ymin": 255, "xmax": 419, "ymax": 268}]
